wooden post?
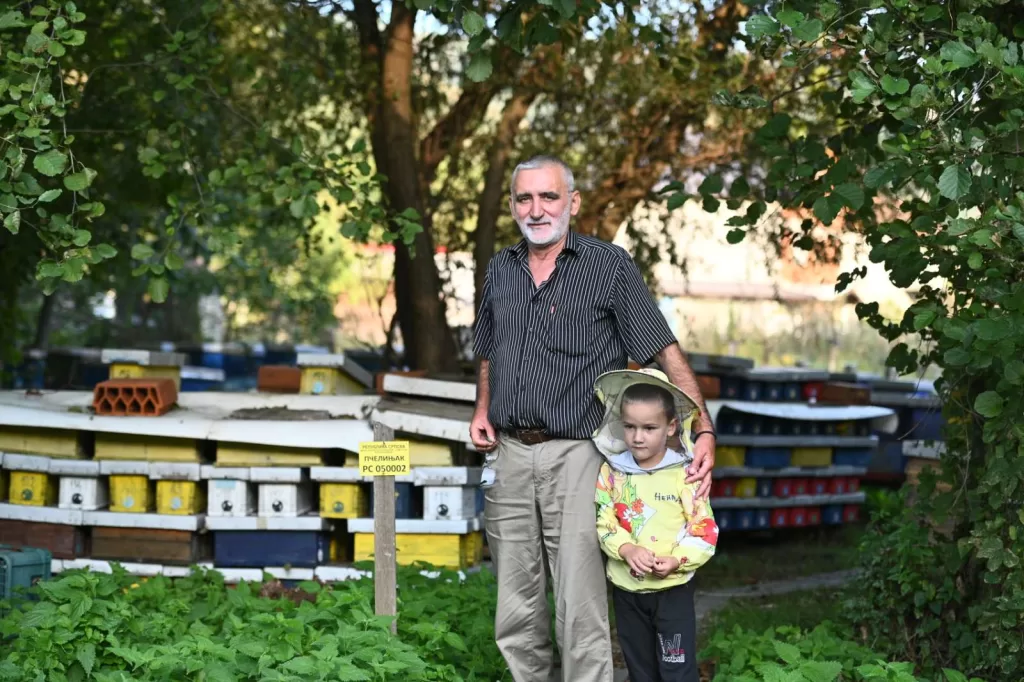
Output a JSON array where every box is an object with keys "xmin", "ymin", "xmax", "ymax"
[{"xmin": 372, "ymin": 421, "xmax": 398, "ymax": 633}]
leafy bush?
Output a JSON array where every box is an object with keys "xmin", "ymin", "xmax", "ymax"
[
  {"xmin": 0, "ymin": 564, "xmax": 508, "ymax": 681},
  {"xmin": 701, "ymin": 624, "xmax": 982, "ymax": 682}
]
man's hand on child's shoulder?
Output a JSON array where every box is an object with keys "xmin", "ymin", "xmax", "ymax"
[
  {"xmin": 618, "ymin": 543, "xmax": 656, "ymax": 575},
  {"xmin": 651, "ymin": 556, "xmax": 680, "ymax": 578}
]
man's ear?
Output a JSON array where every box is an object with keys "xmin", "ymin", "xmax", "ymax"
[{"xmin": 570, "ymin": 190, "xmax": 581, "ymax": 216}]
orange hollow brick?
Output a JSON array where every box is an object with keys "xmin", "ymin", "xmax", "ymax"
[
  {"xmin": 93, "ymin": 378, "xmax": 178, "ymax": 417},
  {"xmin": 257, "ymin": 365, "xmax": 302, "ymax": 394}
]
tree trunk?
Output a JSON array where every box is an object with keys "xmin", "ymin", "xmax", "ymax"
[
  {"xmin": 32, "ymin": 293, "xmax": 57, "ymax": 349},
  {"xmin": 473, "ymin": 91, "xmax": 536, "ymax": 313},
  {"xmin": 375, "ymin": 6, "xmax": 458, "ymax": 372}
]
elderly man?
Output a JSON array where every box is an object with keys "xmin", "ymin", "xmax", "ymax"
[{"xmin": 471, "ymin": 154, "xmax": 717, "ymax": 681}]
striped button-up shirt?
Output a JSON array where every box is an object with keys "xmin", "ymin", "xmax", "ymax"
[{"xmin": 473, "ymin": 230, "xmax": 677, "ymax": 439}]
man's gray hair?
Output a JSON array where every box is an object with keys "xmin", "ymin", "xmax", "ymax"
[{"xmin": 510, "ymin": 155, "xmax": 576, "ymax": 197}]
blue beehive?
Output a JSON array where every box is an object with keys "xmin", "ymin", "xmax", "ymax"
[
  {"xmin": 0, "ymin": 545, "xmax": 52, "ymax": 611},
  {"xmin": 822, "ymin": 505, "xmax": 844, "ymax": 525},
  {"xmin": 368, "ymin": 482, "xmax": 418, "ymax": 519},
  {"xmin": 213, "ymin": 531, "xmax": 326, "ymax": 568},
  {"xmin": 833, "ymin": 448, "xmax": 873, "ymax": 468},
  {"xmin": 736, "ymin": 509, "xmax": 755, "ymax": 530},
  {"xmin": 746, "ymin": 447, "xmax": 791, "ymax": 469},
  {"xmin": 754, "ymin": 508, "xmax": 772, "ymax": 529},
  {"xmin": 716, "ymin": 509, "xmax": 735, "ymax": 532}
]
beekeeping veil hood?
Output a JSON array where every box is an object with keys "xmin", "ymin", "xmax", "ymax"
[{"xmin": 592, "ymin": 367, "xmax": 702, "ymax": 461}]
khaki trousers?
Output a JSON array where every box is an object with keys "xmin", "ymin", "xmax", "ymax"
[{"xmin": 484, "ymin": 436, "xmax": 613, "ymax": 682}]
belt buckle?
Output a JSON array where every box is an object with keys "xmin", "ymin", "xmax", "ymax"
[{"xmin": 515, "ymin": 428, "xmax": 546, "ymax": 445}]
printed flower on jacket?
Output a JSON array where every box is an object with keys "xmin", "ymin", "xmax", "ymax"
[{"xmin": 614, "ymin": 503, "xmax": 633, "ymax": 532}]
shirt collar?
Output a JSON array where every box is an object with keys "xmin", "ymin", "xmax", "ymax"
[{"xmin": 510, "ymin": 230, "xmax": 581, "ymax": 260}]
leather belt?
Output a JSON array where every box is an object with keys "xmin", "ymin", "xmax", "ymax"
[{"xmin": 504, "ymin": 428, "xmax": 554, "ymax": 445}]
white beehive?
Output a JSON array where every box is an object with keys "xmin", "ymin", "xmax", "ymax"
[
  {"xmin": 207, "ymin": 479, "xmax": 256, "ymax": 517},
  {"xmin": 257, "ymin": 482, "xmax": 312, "ymax": 517},
  {"xmin": 58, "ymin": 477, "xmax": 108, "ymax": 511},
  {"xmin": 423, "ymin": 486, "xmax": 477, "ymax": 521}
]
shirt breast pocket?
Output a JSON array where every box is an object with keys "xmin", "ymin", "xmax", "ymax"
[{"xmin": 544, "ymin": 304, "xmax": 592, "ymax": 357}]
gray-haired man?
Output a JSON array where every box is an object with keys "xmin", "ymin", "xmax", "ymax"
[{"xmin": 471, "ymin": 155, "xmax": 716, "ymax": 681}]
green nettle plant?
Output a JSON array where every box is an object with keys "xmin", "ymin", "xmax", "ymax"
[{"xmin": 688, "ymin": 0, "xmax": 1024, "ymax": 677}]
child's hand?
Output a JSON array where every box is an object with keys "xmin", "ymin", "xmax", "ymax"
[
  {"xmin": 619, "ymin": 544, "xmax": 656, "ymax": 575},
  {"xmin": 651, "ymin": 556, "xmax": 680, "ymax": 578}
]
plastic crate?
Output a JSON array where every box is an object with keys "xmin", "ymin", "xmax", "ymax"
[
  {"xmin": 0, "ymin": 545, "xmax": 52, "ymax": 606},
  {"xmin": 747, "ymin": 448, "xmax": 791, "ymax": 469},
  {"xmin": 833, "ymin": 448, "xmax": 873, "ymax": 468}
]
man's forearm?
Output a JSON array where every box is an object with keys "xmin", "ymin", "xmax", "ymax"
[
  {"xmin": 475, "ymin": 359, "xmax": 491, "ymax": 415},
  {"xmin": 657, "ymin": 344, "xmax": 713, "ymax": 432}
]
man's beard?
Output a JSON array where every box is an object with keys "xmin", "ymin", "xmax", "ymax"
[{"xmin": 517, "ymin": 203, "xmax": 572, "ymax": 247}]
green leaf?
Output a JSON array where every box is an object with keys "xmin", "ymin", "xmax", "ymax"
[
  {"xmin": 444, "ymin": 631, "xmax": 468, "ymax": 651},
  {"xmin": 792, "ymin": 18, "xmax": 823, "ymax": 42},
  {"xmin": 948, "ymin": 218, "xmax": 974, "ymax": 236},
  {"xmin": 699, "ymin": 174, "xmax": 723, "ymax": 195},
  {"xmin": 466, "ymin": 51, "xmax": 493, "ymax": 82},
  {"xmin": 913, "ymin": 310, "xmax": 937, "ymax": 330},
  {"xmin": 47, "ymin": 40, "xmax": 66, "ymax": 57},
  {"xmin": 4, "ymin": 210, "xmax": 19, "ymax": 234},
  {"xmin": 38, "ymin": 189, "xmax": 62, "ymax": 203},
  {"xmin": 745, "ymin": 15, "xmax": 779, "ymax": 39},
  {"xmin": 667, "ymin": 193, "xmax": 686, "ymax": 210},
  {"xmin": 33, "ymin": 150, "xmax": 68, "ymax": 177},
  {"xmin": 77, "ymin": 644, "xmax": 95, "ymax": 677},
  {"xmin": 555, "ymin": 0, "xmax": 575, "ymax": 19},
  {"xmin": 153, "ymin": 89, "xmax": 167, "ymax": 102},
  {"xmin": 71, "ymin": 229, "xmax": 90, "ymax": 247},
  {"xmin": 148, "ymin": 277, "xmax": 169, "ymax": 303},
  {"xmin": 95, "ymin": 243, "xmax": 117, "ymax": 259},
  {"xmin": 975, "ymin": 318, "xmax": 1012, "ymax": 341},
  {"xmin": 813, "ymin": 196, "xmax": 839, "ymax": 225},
  {"xmin": 0, "ymin": 193, "xmax": 16, "ymax": 211},
  {"xmin": 974, "ymin": 391, "xmax": 1004, "ymax": 418},
  {"xmin": 462, "ymin": 10, "xmax": 486, "ymax": 36},
  {"xmin": 938, "ymin": 165, "xmax": 971, "ymax": 200},
  {"xmin": 968, "ymin": 252, "xmax": 983, "ymax": 269},
  {"xmin": 62, "ymin": 29, "xmax": 86, "ymax": 46},
  {"xmin": 164, "ymin": 253, "xmax": 184, "ymax": 270},
  {"xmin": 131, "ymin": 243, "xmax": 154, "ymax": 260},
  {"xmin": 941, "ymin": 41, "xmax": 978, "ymax": 69},
  {"xmin": 726, "ymin": 228, "xmax": 746, "ymax": 244},
  {"xmin": 759, "ymin": 113, "xmax": 791, "ymax": 139},
  {"xmin": 1006, "ymin": 360, "xmax": 1024, "ymax": 385},
  {"xmin": 944, "ymin": 348, "xmax": 971, "ymax": 366},
  {"xmin": 63, "ymin": 169, "xmax": 96, "ymax": 191},
  {"xmin": 799, "ymin": 660, "xmax": 843, "ymax": 682},
  {"xmin": 850, "ymin": 71, "xmax": 875, "ymax": 103},
  {"xmin": 282, "ymin": 656, "xmax": 318, "ymax": 675},
  {"xmin": 773, "ymin": 640, "xmax": 802, "ymax": 665},
  {"xmin": 864, "ymin": 166, "xmax": 893, "ymax": 189},
  {"xmin": 881, "ymin": 75, "xmax": 910, "ymax": 95},
  {"xmin": 1011, "ymin": 223, "xmax": 1024, "ymax": 246},
  {"xmin": 833, "ymin": 183, "xmax": 864, "ymax": 210},
  {"xmin": 777, "ymin": 9, "xmax": 804, "ymax": 27},
  {"xmin": 0, "ymin": 11, "xmax": 27, "ymax": 30}
]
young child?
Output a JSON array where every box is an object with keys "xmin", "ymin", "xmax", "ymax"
[{"xmin": 593, "ymin": 368, "xmax": 718, "ymax": 682}]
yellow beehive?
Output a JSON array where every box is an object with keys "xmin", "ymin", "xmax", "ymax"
[
  {"xmin": 109, "ymin": 475, "xmax": 154, "ymax": 512},
  {"xmin": 9, "ymin": 472, "xmax": 57, "ymax": 506},
  {"xmin": 319, "ymin": 483, "xmax": 368, "ymax": 519},
  {"xmin": 791, "ymin": 447, "xmax": 833, "ymax": 467},
  {"xmin": 355, "ymin": 532, "xmax": 480, "ymax": 569},
  {"xmin": 109, "ymin": 363, "xmax": 182, "ymax": 390},
  {"xmin": 734, "ymin": 477, "xmax": 758, "ymax": 498},
  {"xmin": 216, "ymin": 442, "xmax": 323, "ymax": 467},
  {"xmin": 156, "ymin": 480, "xmax": 205, "ymax": 515},
  {"xmin": 95, "ymin": 433, "xmax": 201, "ymax": 462},
  {"xmin": 462, "ymin": 531, "xmax": 484, "ymax": 565},
  {"xmin": 0, "ymin": 427, "xmax": 85, "ymax": 458},
  {"xmin": 715, "ymin": 446, "xmax": 746, "ymax": 468},
  {"xmin": 0, "ymin": 470, "xmax": 6, "ymax": 503},
  {"xmin": 299, "ymin": 366, "xmax": 364, "ymax": 396},
  {"xmin": 329, "ymin": 529, "xmax": 353, "ymax": 563}
]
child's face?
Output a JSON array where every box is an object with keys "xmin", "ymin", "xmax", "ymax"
[{"xmin": 620, "ymin": 399, "xmax": 677, "ymax": 466}]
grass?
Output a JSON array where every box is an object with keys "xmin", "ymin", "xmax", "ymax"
[
  {"xmin": 695, "ymin": 524, "xmax": 864, "ymax": 590},
  {"xmin": 698, "ymin": 585, "xmax": 854, "ymax": 648}
]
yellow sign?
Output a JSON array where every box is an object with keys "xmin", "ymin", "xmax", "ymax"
[{"xmin": 359, "ymin": 441, "xmax": 411, "ymax": 477}]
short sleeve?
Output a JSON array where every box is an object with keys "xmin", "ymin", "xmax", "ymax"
[
  {"xmin": 473, "ymin": 260, "xmax": 495, "ymax": 361},
  {"xmin": 611, "ymin": 254, "xmax": 677, "ymax": 365}
]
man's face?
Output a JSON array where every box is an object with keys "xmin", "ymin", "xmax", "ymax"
[{"xmin": 509, "ymin": 165, "xmax": 581, "ymax": 247}]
